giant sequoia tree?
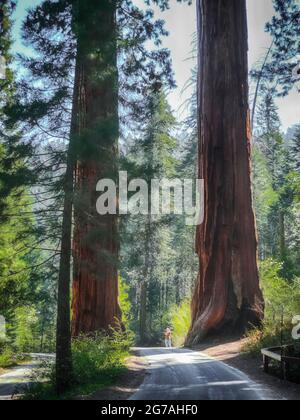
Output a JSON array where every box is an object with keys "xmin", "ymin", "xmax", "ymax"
[
  {"xmin": 186, "ymin": 0, "xmax": 264, "ymax": 344},
  {"xmin": 71, "ymin": 0, "xmax": 174, "ymax": 336},
  {"xmin": 71, "ymin": 0, "xmax": 121, "ymax": 336}
]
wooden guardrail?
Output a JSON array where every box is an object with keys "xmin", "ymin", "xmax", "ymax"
[{"xmin": 262, "ymin": 345, "xmax": 300, "ymax": 380}]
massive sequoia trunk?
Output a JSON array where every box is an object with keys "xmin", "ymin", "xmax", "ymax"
[
  {"xmin": 186, "ymin": 0, "xmax": 264, "ymax": 345},
  {"xmin": 71, "ymin": 0, "xmax": 121, "ymax": 336}
]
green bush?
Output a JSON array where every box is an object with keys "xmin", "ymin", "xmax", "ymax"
[
  {"xmin": 119, "ymin": 277, "xmax": 133, "ymax": 330},
  {"xmin": 243, "ymin": 324, "xmax": 294, "ymax": 357},
  {"xmin": 168, "ymin": 299, "xmax": 191, "ymax": 347},
  {"xmin": 72, "ymin": 328, "xmax": 133, "ymax": 385},
  {"xmin": 244, "ymin": 259, "xmax": 300, "ymax": 356},
  {"xmin": 0, "ymin": 348, "xmax": 15, "ymax": 369},
  {"xmin": 22, "ymin": 328, "xmax": 133, "ymax": 400},
  {"xmin": 14, "ymin": 306, "xmax": 39, "ymax": 352},
  {"xmin": 0, "ymin": 337, "xmax": 8, "ymax": 353}
]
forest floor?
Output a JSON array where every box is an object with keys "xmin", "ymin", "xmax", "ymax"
[{"xmin": 196, "ymin": 338, "xmax": 300, "ymax": 400}]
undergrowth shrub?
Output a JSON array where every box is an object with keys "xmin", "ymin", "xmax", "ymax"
[
  {"xmin": 72, "ymin": 328, "xmax": 133, "ymax": 384},
  {"xmin": 168, "ymin": 299, "xmax": 191, "ymax": 347},
  {"xmin": 22, "ymin": 328, "xmax": 134, "ymax": 400},
  {"xmin": 243, "ymin": 259, "xmax": 300, "ymax": 356},
  {"xmin": 0, "ymin": 347, "xmax": 15, "ymax": 368}
]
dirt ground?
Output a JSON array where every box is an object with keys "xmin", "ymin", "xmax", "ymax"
[{"xmin": 196, "ymin": 337, "xmax": 300, "ymax": 400}]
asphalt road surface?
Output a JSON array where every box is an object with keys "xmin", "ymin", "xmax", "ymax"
[{"xmin": 130, "ymin": 347, "xmax": 267, "ymax": 401}]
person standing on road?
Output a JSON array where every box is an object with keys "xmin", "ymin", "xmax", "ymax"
[{"xmin": 164, "ymin": 327, "xmax": 172, "ymax": 348}]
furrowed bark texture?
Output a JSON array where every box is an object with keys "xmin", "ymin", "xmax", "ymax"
[
  {"xmin": 71, "ymin": 0, "xmax": 121, "ymax": 336},
  {"xmin": 186, "ymin": 0, "xmax": 264, "ymax": 345}
]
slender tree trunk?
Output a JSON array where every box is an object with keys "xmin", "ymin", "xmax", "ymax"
[
  {"xmin": 55, "ymin": 144, "xmax": 73, "ymax": 394},
  {"xmin": 186, "ymin": 0, "xmax": 264, "ymax": 345},
  {"xmin": 279, "ymin": 211, "xmax": 285, "ymax": 260},
  {"xmin": 251, "ymin": 40, "xmax": 274, "ymax": 129},
  {"xmin": 40, "ymin": 312, "xmax": 45, "ymax": 352},
  {"xmin": 139, "ymin": 233, "xmax": 151, "ymax": 343},
  {"xmin": 139, "ymin": 281, "xmax": 147, "ymax": 343},
  {"xmin": 55, "ymin": 52, "xmax": 81, "ymax": 394},
  {"xmin": 71, "ymin": 0, "xmax": 121, "ymax": 336},
  {"xmin": 139, "ymin": 215, "xmax": 153, "ymax": 343}
]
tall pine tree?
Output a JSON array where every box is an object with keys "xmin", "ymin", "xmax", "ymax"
[
  {"xmin": 122, "ymin": 90, "xmax": 178, "ymax": 343},
  {"xmin": 252, "ymin": 0, "xmax": 300, "ymax": 97}
]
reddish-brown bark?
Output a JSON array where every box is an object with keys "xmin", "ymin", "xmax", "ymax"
[
  {"xmin": 71, "ymin": 1, "xmax": 121, "ymax": 336},
  {"xmin": 186, "ymin": 0, "xmax": 264, "ymax": 345}
]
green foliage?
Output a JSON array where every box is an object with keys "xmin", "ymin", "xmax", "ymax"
[
  {"xmin": 168, "ymin": 299, "xmax": 191, "ymax": 347},
  {"xmin": 253, "ymin": 90, "xmax": 300, "ymax": 280},
  {"xmin": 119, "ymin": 277, "xmax": 133, "ymax": 329},
  {"xmin": 22, "ymin": 330, "xmax": 133, "ymax": 400},
  {"xmin": 0, "ymin": 191, "xmax": 34, "ymax": 317},
  {"xmin": 244, "ymin": 259, "xmax": 300, "ymax": 356},
  {"xmin": 121, "ymin": 89, "xmax": 197, "ymax": 343},
  {"xmin": 287, "ymin": 171, "xmax": 300, "ymax": 202},
  {"xmin": 14, "ymin": 306, "xmax": 39, "ymax": 353},
  {"xmin": 243, "ymin": 325, "xmax": 295, "ymax": 357},
  {"xmin": 72, "ymin": 330, "xmax": 132, "ymax": 385},
  {"xmin": 249, "ymin": 80, "xmax": 300, "ymax": 359},
  {"xmin": 253, "ymin": 146, "xmax": 277, "ymax": 258},
  {"xmin": 260, "ymin": 259, "xmax": 300, "ymax": 316},
  {"xmin": 250, "ymin": 0, "xmax": 300, "ymax": 97},
  {"xmin": 0, "ymin": 2, "xmax": 35, "ymax": 320},
  {"xmin": 0, "ymin": 347, "xmax": 15, "ymax": 368}
]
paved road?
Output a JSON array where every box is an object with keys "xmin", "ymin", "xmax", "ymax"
[
  {"xmin": 0, "ymin": 350, "xmax": 268, "ymax": 400},
  {"xmin": 0, "ymin": 362, "xmax": 38, "ymax": 400},
  {"xmin": 0, "ymin": 354, "xmax": 54, "ymax": 400},
  {"xmin": 130, "ymin": 348, "xmax": 267, "ymax": 401}
]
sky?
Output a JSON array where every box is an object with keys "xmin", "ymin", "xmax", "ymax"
[{"xmin": 13, "ymin": 0, "xmax": 300, "ymax": 132}]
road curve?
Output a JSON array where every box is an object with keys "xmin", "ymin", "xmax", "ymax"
[
  {"xmin": 0, "ymin": 354, "xmax": 54, "ymax": 400},
  {"xmin": 130, "ymin": 347, "xmax": 267, "ymax": 401},
  {"xmin": 0, "ymin": 362, "xmax": 38, "ymax": 400}
]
